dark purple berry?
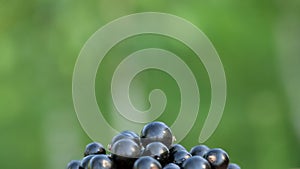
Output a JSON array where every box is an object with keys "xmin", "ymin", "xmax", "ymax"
[
  {"xmin": 84, "ymin": 142, "xmax": 106, "ymax": 157},
  {"xmin": 67, "ymin": 160, "xmax": 81, "ymax": 169},
  {"xmin": 203, "ymin": 148, "xmax": 229, "ymax": 169},
  {"xmin": 111, "ymin": 138, "xmax": 141, "ymax": 158},
  {"xmin": 121, "ymin": 130, "xmax": 139, "ymax": 137},
  {"xmin": 142, "ymin": 142, "xmax": 169, "ymax": 165},
  {"xmin": 171, "ymin": 150, "xmax": 191, "ymax": 167},
  {"xmin": 182, "ymin": 156, "xmax": 211, "ymax": 169},
  {"xmin": 111, "ymin": 139, "xmax": 141, "ymax": 169},
  {"xmin": 88, "ymin": 155, "xmax": 112, "ymax": 169},
  {"xmin": 80, "ymin": 155, "xmax": 94, "ymax": 169},
  {"xmin": 133, "ymin": 156, "xmax": 162, "ymax": 169},
  {"xmin": 190, "ymin": 145, "xmax": 210, "ymax": 157},
  {"xmin": 141, "ymin": 121, "xmax": 173, "ymax": 148},
  {"xmin": 109, "ymin": 131, "xmax": 140, "ymax": 150},
  {"xmin": 169, "ymin": 144, "xmax": 186, "ymax": 155},
  {"xmin": 163, "ymin": 163, "xmax": 180, "ymax": 169}
]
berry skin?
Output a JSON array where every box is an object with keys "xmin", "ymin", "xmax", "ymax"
[
  {"xmin": 67, "ymin": 160, "xmax": 81, "ymax": 169},
  {"xmin": 228, "ymin": 163, "xmax": 241, "ymax": 169},
  {"xmin": 111, "ymin": 138, "xmax": 141, "ymax": 158},
  {"xmin": 203, "ymin": 148, "xmax": 229, "ymax": 169},
  {"xmin": 163, "ymin": 163, "xmax": 180, "ymax": 169},
  {"xmin": 169, "ymin": 144, "xmax": 186, "ymax": 155},
  {"xmin": 133, "ymin": 156, "xmax": 162, "ymax": 169},
  {"xmin": 182, "ymin": 156, "xmax": 211, "ymax": 169},
  {"xmin": 80, "ymin": 155, "xmax": 94, "ymax": 169},
  {"xmin": 84, "ymin": 142, "xmax": 106, "ymax": 157},
  {"xmin": 190, "ymin": 145, "xmax": 210, "ymax": 157},
  {"xmin": 109, "ymin": 131, "xmax": 140, "ymax": 150},
  {"xmin": 171, "ymin": 150, "xmax": 192, "ymax": 167},
  {"xmin": 121, "ymin": 130, "xmax": 139, "ymax": 138},
  {"xmin": 88, "ymin": 155, "xmax": 112, "ymax": 169},
  {"xmin": 111, "ymin": 138, "xmax": 141, "ymax": 169},
  {"xmin": 140, "ymin": 121, "xmax": 173, "ymax": 148},
  {"xmin": 142, "ymin": 142, "xmax": 169, "ymax": 165}
]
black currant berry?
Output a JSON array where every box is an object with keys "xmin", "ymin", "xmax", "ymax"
[
  {"xmin": 80, "ymin": 155, "xmax": 94, "ymax": 169},
  {"xmin": 190, "ymin": 145, "xmax": 210, "ymax": 157},
  {"xmin": 67, "ymin": 160, "xmax": 81, "ymax": 169},
  {"xmin": 88, "ymin": 155, "xmax": 112, "ymax": 169},
  {"xmin": 111, "ymin": 138, "xmax": 141, "ymax": 169},
  {"xmin": 163, "ymin": 163, "xmax": 180, "ymax": 169},
  {"xmin": 203, "ymin": 148, "xmax": 229, "ymax": 169},
  {"xmin": 111, "ymin": 138, "xmax": 141, "ymax": 158},
  {"xmin": 141, "ymin": 121, "xmax": 173, "ymax": 148},
  {"xmin": 84, "ymin": 142, "xmax": 106, "ymax": 157},
  {"xmin": 121, "ymin": 130, "xmax": 139, "ymax": 137},
  {"xmin": 182, "ymin": 156, "xmax": 211, "ymax": 169},
  {"xmin": 109, "ymin": 131, "xmax": 140, "ymax": 150},
  {"xmin": 228, "ymin": 163, "xmax": 241, "ymax": 169},
  {"xmin": 133, "ymin": 156, "xmax": 162, "ymax": 169},
  {"xmin": 142, "ymin": 142, "xmax": 169, "ymax": 165},
  {"xmin": 171, "ymin": 150, "xmax": 191, "ymax": 167},
  {"xmin": 169, "ymin": 144, "xmax": 186, "ymax": 155}
]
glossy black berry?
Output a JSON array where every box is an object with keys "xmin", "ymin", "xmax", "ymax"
[
  {"xmin": 182, "ymin": 156, "xmax": 211, "ymax": 169},
  {"xmin": 80, "ymin": 155, "xmax": 94, "ymax": 169},
  {"xmin": 190, "ymin": 145, "xmax": 210, "ymax": 157},
  {"xmin": 121, "ymin": 130, "xmax": 139, "ymax": 137},
  {"xmin": 67, "ymin": 160, "xmax": 81, "ymax": 169},
  {"xmin": 228, "ymin": 163, "xmax": 241, "ymax": 169},
  {"xmin": 88, "ymin": 155, "xmax": 112, "ymax": 169},
  {"xmin": 109, "ymin": 131, "xmax": 140, "ymax": 150},
  {"xmin": 141, "ymin": 121, "xmax": 173, "ymax": 148},
  {"xmin": 203, "ymin": 148, "xmax": 229, "ymax": 169},
  {"xmin": 133, "ymin": 156, "xmax": 162, "ymax": 169},
  {"xmin": 111, "ymin": 138, "xmax": 141, "ymax": 158},
  {"xmin": 142, "ymin": 142, "xmax": 169, "ymax": 165},
  {"xmin": 163, "ymin": 163, "xmax": 180, "ymax": 169},
  {"xmin": 171, "ymin": 150, "xmax": 191, "ymax": 167},
  {"xmin": 169, "ymin": 144, "xmax": 186, "ymax": 155},
  {"xmin": 84, "ymin": 142, "xmax": 106, "ymax": 157},
  {"xmin": 111, "ymin": 138, "xmax": 141, "ymax": 169}
]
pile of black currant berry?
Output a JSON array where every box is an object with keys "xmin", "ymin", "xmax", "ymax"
[{"xmin": 67, "ymin": 121, "xmax": 240, "ymax": 169}]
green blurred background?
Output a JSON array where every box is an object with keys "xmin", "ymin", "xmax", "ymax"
[{"xmin": 0, "ymin": 0, "xmax": 299, "ymax": 169}]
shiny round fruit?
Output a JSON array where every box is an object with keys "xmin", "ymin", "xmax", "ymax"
[
  {"xmin": 109, "ymin": 131, "xmax": 140, "ymax": 150},
  {"xmin": 169, "ymin": 144, "xmax": 186, "ymax": 155},
  {"xmin": 111, "ymin": 138, "xmax": 141, "ymax": 169},
  {"xmin": 84, "ymin": 142, "xmax": 106, "ymax": 157},
  {"xmin": 140, "ymin": 121, "xmax": 173, "ymax": 148},
  {"xmin": 190, "ymin": 145, "xmax": 210, "ymax": 157},
  {"xmin": 121, "ymin": 130, "xmax": 139, "ymax": 137},
  {"xmin": 133, "ymin": 156, "xmax": 162, "ymax": 169},
  {"xmin": 163, "ymin": 163, "xmax": 180, "ymax": 169},
  {"xmin": 111, "ymin": 138, "xmax": 141, "ymax": 158},
  {"xmin": 88, "ymin": 155, "xmax": 112, "ymax": 169},
  {"xmin": 228, "ymin": 163, "xmax": 241, "ymax": 169},
  {"xmin": 203, "ymin": 148, "xmax": 229, "ymax": 169},
  {"xmin": 80, "ymin": 155, "xmax": 94, "ymax": 169},
  {"xmin": 182, "ymin": 156, "xmax": 211, "ymax": 169},
  {"xmin": 171, "ymin": 150, "xmax": 192, "ymax": 167},
  {"xmin": 67, "ymin": 160, "xmax": 81, "ymax": 169},
  {"xmin": 142, "ymin": 142, "xmax": 169, "ymax": 164}
]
